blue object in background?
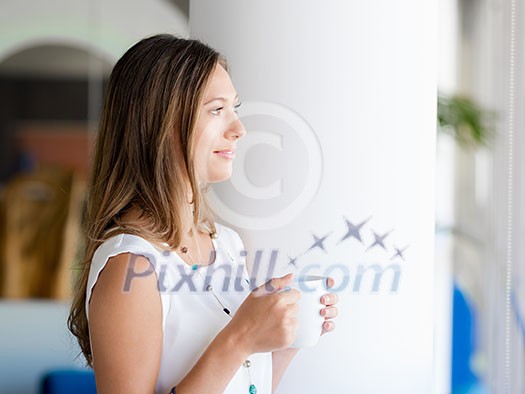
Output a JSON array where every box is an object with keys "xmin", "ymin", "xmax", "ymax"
[
  {"xmin": 451, "ymin": 281, "xmax": 489, "ymax": 394},
  {"xmin": 40, "ymin": 369, "xmax": 96, "ymax": 394},
  {"xmin": 452, "ymin": 281, "xmax": 477, "ymax": 388}
]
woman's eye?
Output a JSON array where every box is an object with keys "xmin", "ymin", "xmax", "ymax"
[
  {"xmin": 234, "ymin": 102, "xmax": 242, "ymax": 114},
  {"xmin": 210, "ymin": 107, "xmax": 223, "ymax": 116}
]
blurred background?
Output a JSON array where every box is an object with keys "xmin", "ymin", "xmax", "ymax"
[
  {"xmin": 0, "ymin": 0, "xmax": 524, "ymax": 393},
  {"xmin": 0, "ymin": 1, "xmax": 188, "ymax": 393}
]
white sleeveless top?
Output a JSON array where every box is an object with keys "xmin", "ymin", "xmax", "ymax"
[{"xmin": 85, "ymin": 222, "xmax": 273, "ymax": 394}]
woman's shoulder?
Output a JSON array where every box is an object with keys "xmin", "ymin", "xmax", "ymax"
[
  {"xmin": 92, "ymin": 225, "xmax": 245, "ymax": 263},
  {"xmin": 86, "ymin": 233, "xmax": 170, "ymax": 324},
  {"xmin": 92, "ymin": 233, "xmax": 165, "ymax": 266}
]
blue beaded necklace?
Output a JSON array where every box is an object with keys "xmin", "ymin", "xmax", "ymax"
[{"xmin": 181, "ymin": 230, "xmax": 257, "ymax": 394}]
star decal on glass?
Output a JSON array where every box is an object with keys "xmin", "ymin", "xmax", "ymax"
[
  {"xmin": 337, "ymin": 216, "xmax": 372, "ymax": 245},
  {"xmin": 287, "ymin": 255, "xmax": 300, "ymax": 267},
  {"xmin": 280, "ymin": 215, "xmax": 410, "ymax": 269},
  {"xmin": 307, "ymin": 231, "xmax": 332, "ymax": 253},
  {"xmin": 390, "ymin": 245, "xmax": 409, "ymax": 261},
  {"xmin": 365, "ymin": 229, "xmax": 393, "ymax": 252}
]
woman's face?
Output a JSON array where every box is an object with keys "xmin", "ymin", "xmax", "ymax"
[{"xmin": 193, "ymin": 63, "xmax": 246, "ymax": 184}]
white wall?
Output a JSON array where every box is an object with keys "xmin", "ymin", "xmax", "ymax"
[
  {"xmin": 190, "ymin": 1, "xmax": 439, "ymax": 392},
  {"xmin": 435, "ymin": 0, "xmax": 459, "ymax": 391}
]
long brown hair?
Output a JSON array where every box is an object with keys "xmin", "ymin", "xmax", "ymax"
[{"xmin": 68, "ymin": 34, "xmax": 227, "ymax": 366}]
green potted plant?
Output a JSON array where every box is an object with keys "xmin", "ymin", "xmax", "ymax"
[{"xmin": 437, "ymin": 93, "xmax": 494, "ymax": 147}]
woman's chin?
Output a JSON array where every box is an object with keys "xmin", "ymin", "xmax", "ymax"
[{"xmin": 206, "ymin": 171, "xmax": 233, "ymax": 184}]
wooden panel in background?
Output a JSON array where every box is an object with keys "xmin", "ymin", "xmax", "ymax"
[{"xmin": 0, "ymin": 167, "xmax": 85, "ymax": 299}]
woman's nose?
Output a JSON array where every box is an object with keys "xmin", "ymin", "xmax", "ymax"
[{"xmin": 227, "ymin": 118, "xmax": 246, "ymax": 140}]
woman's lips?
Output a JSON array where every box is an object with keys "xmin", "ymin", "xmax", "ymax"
[{"xmin": 213, "ymin": 150, "xmax": 236, "ymax": 159}]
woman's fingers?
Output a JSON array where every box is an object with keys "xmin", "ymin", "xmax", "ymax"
[
  {"xmin": 277, "ymin": 287, "xmax": 301, "ymax": 305},
  {"xmin": 321, "ymin": 320, "xmax": 336, "ymax": 335},
  {"xmin": 320, "ymin": 293, "xmax": 339, "ymax": 306},
  {"xmin": 325, "ymin": 277, "xmax": 335, "ymax": 290},
  {"xmin": 320, "ymin": 287, "xmax": 338, "ymax": 336},
  {"xmin": 254, "ymin": 273, "xmax": 293, "ymax": 296},
  {"xmin": 320, "ymin": 306, "xmax": 338, "ymax": 319}
]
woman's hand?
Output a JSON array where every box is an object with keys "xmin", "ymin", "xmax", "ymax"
[
  {"xmin": 320, "ymin": 277, "xmax": 339, "ymax": 335},
  {"xmin": 271, "ymin": 276, "xmax": 339, "ymax": 393},
  {"xmin": 226, "ymin": 273, "xmax": 300, "ymax": 355}
]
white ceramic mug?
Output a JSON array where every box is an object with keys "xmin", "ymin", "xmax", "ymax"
[{"xmin": 286, "ymin": 275, "xmax": 326, "ymax": 348}]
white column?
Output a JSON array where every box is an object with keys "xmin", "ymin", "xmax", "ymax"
[{"xmin": 190, "ymin": 1, "xmax": 439, "ymax": 392}]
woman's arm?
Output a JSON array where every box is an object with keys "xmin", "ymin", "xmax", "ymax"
[
  {"xmin": 89, "ymin": 253, "xmax": 250, "ymax": 394},
  {"xmin": 270, "ymin": 277, "xmax": 340, "ymax": 393},
  {"xmin": 271, "ymin": 347, "xmax": 300, "ymax": 393}
]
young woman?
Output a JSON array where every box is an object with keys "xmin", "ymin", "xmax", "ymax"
[{"xmin": 68, "ymin": 34, "xmax": 339, "ymax": 394}]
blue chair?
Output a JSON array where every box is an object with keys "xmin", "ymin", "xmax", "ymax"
[{"xmin": 40, "ymin": 369, "xmax": 96, "ymax": 394}]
